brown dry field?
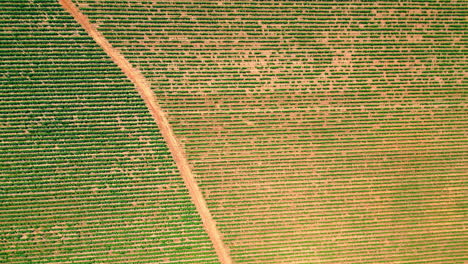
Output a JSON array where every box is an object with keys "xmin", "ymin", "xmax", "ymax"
[{"xmin": 65, "ymin": 0, "xmax": 466, "ymax": 263}]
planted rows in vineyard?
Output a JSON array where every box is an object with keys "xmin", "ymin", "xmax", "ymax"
[
  {"xmin": 0, "ymin": 1, "xmax": 218, "ymax": 263},
  {"xmin": 73, "ymin": 1, "xmax": 467, "ymax": 263}
]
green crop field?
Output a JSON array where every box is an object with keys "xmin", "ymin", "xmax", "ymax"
[
  {"xmin": 0, "ymin": 1, "xmax": 218, "ymax": 263},
  {"xmin": 1, "ymin": 0, "xmax": 467, "ymax": 263}
]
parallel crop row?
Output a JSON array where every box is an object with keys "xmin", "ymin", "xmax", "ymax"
[{"xmin": 74, "ymin": 0, "xmax": 467, "ymax": 263}]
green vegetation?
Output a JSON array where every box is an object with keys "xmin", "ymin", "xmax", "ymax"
[{"xmin": 0, "ymin": 1, "xmax": 218, "ymax": 263}]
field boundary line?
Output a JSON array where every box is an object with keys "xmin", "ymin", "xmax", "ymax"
[{"xmin": 58, "ymin": 1, "xmax": 232, "ymax": 263}]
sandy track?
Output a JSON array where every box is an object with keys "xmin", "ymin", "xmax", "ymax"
[{"xmin": 58, "ymin": 0, "xmax": 232, "ymax": 263}]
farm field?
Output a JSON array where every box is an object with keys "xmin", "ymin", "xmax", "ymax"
[
  {"xmin": 0, "ymin": 1, "xmax": 219, "ymax": 263},
  {"xmin": 0, "ymin": 0, "xmax": 466, "ymax": 264},
  {"xmin": 70, "ymin": 0, "xmax": 467, "ymax": 263}
]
